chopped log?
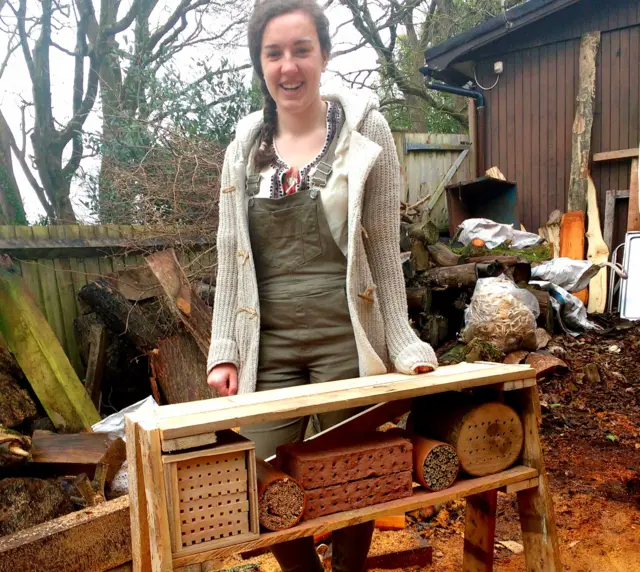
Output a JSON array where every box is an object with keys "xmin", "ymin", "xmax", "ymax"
[
  {"xmin": 525, "ymin": 353, "xmax": 569, "ymax": 378},
  {"xmin": 586, "ymin": 176, "xmax": 609, "ymax": 313},
  {"xmin": 0, "ymin": 256, "xmax": 100, "ymax": 432},
  {"xmin": 406, "ymin": 287, "xmax": 431, "ymax": 313},
  {"xmin": 145, "ymin": 249, "xmax": 212, "ymax": 357},
  {"xmin": 77, "ymin": 278, "xmax": 164, "ymax": 351},
  {"xmin": 567, "ymin": 31, "xmax": 601, "ymax": 213},
  {"xmin": 560, "ymin": 211, "xmax": 588, "ymax": 304},
  {"xmin": 256, "ymin": 459, "xmax": 305, "ymax": 531},
  {"xmin": 538, "ymin": 210, "xmax": 562, "ymax": 258},
  {"xmin": 0, "ymin": 495, "xmax": 130, "ymax": 572},
  {"xmin": 421, "ymin": 314, "xmax": 449, "ymax": 348},
  {"xmin": 410, "ymin": 240, "xmax": 430, "ymax": 271},
  {"xmin": 148, "ymin": 334, "xmax": 216, "ymax": 404},
  {"xmin": 84, "ymin": 323, "xmax": 107, "ymax": 409},
  {"xmin": 468, "ymin": 255, "xmax": 520, "ymax": 265},
  {"xmin": 73, "ymin": 473, "xmax": 105, "ymax": 507},
  {"xmin": 365, "ymin": 543, "xmax": 433, "ymax": 569},
  {"xmin": 407, "ymin": 221, "xmax": 439, "ymax": 245},
  {"xmin": 425, "ymin": 262, "xmax": 499, "ymax": 289},
  {"xmin": 485, "ymin": 166, "xmax": 506, "ymax": 180},
  {"xmin": 427, "ymin": 242, "xmax": 460, "ymax": 267},
  {"xmin": 0, "ymin": 424, "xmax": 31, "ymax": 468},
  {"xmin": 103, "ymin": 267, "xmax": 163, "ymax": 301},
  {"xmin": 526, "ymin": 288, "xmax": 554, "ymax": 333},
  {"xmin": 30, "ymin": 430, "xmax": 126, "ymax": 485},
  {"xmin": 0, "ymin": 478, "xmax": 74, "ymax": 536}
]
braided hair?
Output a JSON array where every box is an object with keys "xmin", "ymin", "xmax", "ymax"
[{"xmin": 247, "ymin": 0, "xmax": 331, "ymax": 170}]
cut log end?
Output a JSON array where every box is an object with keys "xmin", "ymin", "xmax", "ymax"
[
  {"xmin": 259, "ymin": 479, "xmax": 305, "ymax": 531},
  {"xmin": 421, "ymin": 443, "xmax": 460, "ymax": 491}
]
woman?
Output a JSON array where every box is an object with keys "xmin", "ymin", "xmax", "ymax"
[{"xmin": 207, "ymin": 0, "xmax": 438, "ymax": 569}]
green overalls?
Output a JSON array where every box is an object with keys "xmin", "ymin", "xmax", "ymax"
[{"xmin": 239, "ymin": 114, "xmax": 374, "ymax": 572}]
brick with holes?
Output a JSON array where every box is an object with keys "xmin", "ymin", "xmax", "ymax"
[{"xmin": 275, "ymin": 429, "xmax": 413, "ymax": 490}]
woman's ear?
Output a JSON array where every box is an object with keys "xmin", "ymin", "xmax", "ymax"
[{"xmin": 321, "ymin": 52, "xmax": 329, "ymax": 73}]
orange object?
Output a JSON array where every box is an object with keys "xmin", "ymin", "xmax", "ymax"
[
  {"xmin": 560, "ymin": 211, "xmax": 589, "ymax": 304},
  {"xmin": 374, "ymin": 514, "xmax": 406, "ymax": 531},
  {"xmin": 471, "ymin": 238, "xmax": 486, "ymax": 247}
]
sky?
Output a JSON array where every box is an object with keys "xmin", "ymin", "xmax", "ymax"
[{"xmin": 0, "ymin": 1, "xmax": 382, "ymax": 223}]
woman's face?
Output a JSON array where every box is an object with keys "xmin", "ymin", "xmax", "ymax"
[{"xmin": 260, "ymin": 10, "xmax": 328, "ymax": 115}]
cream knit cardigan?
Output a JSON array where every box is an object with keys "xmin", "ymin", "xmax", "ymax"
[{"xmin": 207, "ymin": 89, "xmax": 438, "ymax": 394}]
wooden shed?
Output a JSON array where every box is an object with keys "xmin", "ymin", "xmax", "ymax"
[{"xmin": 424, "ymin": 0, "xmax": 640, "ymax": 248}]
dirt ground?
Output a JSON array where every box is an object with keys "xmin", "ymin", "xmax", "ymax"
[{"xmin": 218, "ymin": 320, "xmax": 640, "ymax": 572}]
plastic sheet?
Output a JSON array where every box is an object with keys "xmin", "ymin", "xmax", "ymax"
[
  {"xmin": 463, "ymin": 276, "xmax": 540, "ymax": 352},
  {"xmin": 457, "ymin": 218, "xmax": 544, "ymax": 249},
  {"xmin": 530, "ymin": 258, "xmax": 601, "ymax": 292}
]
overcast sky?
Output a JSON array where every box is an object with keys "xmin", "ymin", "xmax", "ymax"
[{"xmin": 0, "ymin": 2, "xmax": 382, "ymax": 223}]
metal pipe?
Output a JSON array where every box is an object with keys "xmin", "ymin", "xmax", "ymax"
[{"xmin": 424, "ymin": 80, "xmax": 486, "ymax": 109}]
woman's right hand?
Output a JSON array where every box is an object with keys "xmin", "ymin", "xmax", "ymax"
[{"xmin": 207, "ymin": 363, "xmax": 238, "ymax": 397}]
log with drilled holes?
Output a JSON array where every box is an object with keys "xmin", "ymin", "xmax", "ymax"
[
  {"xmin": 256, "ymin": 459, "xmax": 305, "ymax": 531},
  {"xmin": 410, "ymin": 395, "xmax": 523, "ymax": 477}
]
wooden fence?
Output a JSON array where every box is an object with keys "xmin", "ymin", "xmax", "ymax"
[
  {"xmin": 392, "ymin": 132, "xmax": 474, "ymax": 232},
  {"xmin": 0, "ymin": 224, "xmax": 215, "ymax": 378}
]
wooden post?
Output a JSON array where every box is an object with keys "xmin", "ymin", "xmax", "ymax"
[
  {"xmin": 628, "ymin": 158, "xmax": 640, "ymax": 232},
  {"xmin": 462, "ymin": 490, "xmax": 497, "ymax": 572},
  {"xmin": 567, "ymin": 32, "xmax": 601, "ymax": 213},
  {"xmin": 507, "ymin": 387, "xmax": 562, "ymax": 572},
  {"xmin": 586, "ymin": 176, "xmax": 609, "ymax": 313}
]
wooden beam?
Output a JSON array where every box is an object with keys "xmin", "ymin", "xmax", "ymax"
[
  {"xmin": 0, "ymin": 236, "xmax": 212, "ymax": 260},
  {"xmin": 171, "ymin": 465, "xmax": 538, "ymax": 568},
  {"xmin": 0, "ymin": 256, "xmax": 100, "ymax": 431},
  {"xmin": 604, "ymin": 190, "xmax": 630, "ymax": 251},
  {"xmin": 0, "ymin": 496, "xmax": 130, "ymax": 572},
  {"xmin": 628, "ymin": 159, "xmax": 640, "ymax": 232},
  {"xmin": 426, "ymin": 148, "xmax": 470, "ymax": 212},
  {"xmin": 152, "ymin": 363, "xmax": 535, "ymax": 440},
  {"xmin": 560, "ymin": 211, "xmax": 588, "ymax": 304},
  {"xmin": 462, "ymin": 490, "xmax": 497, "ymax": 572},
  {"xmin": 85, "ymin": 323, "xmax": 107, "ymax": 408},
  {"xmin": 567, "ymin": 32, "xmax": 601, "ymax": 213},
  {"xmin": 586, "ymin": 176, "xmax": 609, "ymax": 313},
  {"xmin": 592, "ymin": 148, "xmax": 639, "ymax": 162}
]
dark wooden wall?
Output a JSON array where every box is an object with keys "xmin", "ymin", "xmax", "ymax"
[{"xmin": 471, "ymin": 0, "xmax": 639, "ymax": 247}]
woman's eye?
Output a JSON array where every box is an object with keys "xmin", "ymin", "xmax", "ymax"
[
  {"xmin": 296, "ymin": 48, "xmax": 309, "ymax": 55},
  {"xmin": 266, "ymin": 51, "xmax": 281, "ymax": 59}
]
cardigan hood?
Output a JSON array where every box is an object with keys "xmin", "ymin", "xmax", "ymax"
[{"xmin": 234, "ymin": 88, "xmax": 381, "ymax": 159}]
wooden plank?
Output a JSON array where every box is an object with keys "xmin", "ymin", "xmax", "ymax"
[
  {"xmin": 138, "ymin": 422, "xmax": 173, "ymax": 571},
  {"xmin": 165, "ymin": 463, "xmax": 182, "ymax": 553},
  {"xmin": 247, "ymin": 449, "xmax": 260, "ymax": 534},
  {"xmin": 628, "ymin": 158, "xmax": 640, "ymax": 232},
  {"xmin": 405, "ymin": 142, "xmax": 471, "ymax": 152},
  {"xmin": 568, "ymin": 32, "xmax": 601, "ymax": 213},
  {"xmin": 0, "ymin": 257, "xmax": 100, "ymax": 431},
  {"xmin": 172, "ymin": 465, "xmax": 538, "ymax": 567},
  {"xmin": 162, "ymin": 433, "xmax": 218, "ymax": 453},
  {"xmin": 79, "ymin": 226, "xmax": 102, "ymax": 284},
  {"xmin": 560, "ymin": 211, "xmax": 588, "ymax": 304},
  {"xmin": 0, "ymin": 234, "xmax": 213, "ymax": 259},
  {"xmin": 0, "ymin": 496, "xmax": 130, "ymax": 572},
  {"xmin": 586, "ymin": 176, "xmax": 609, "ymax": 313},
  {"xmin": 154, "ymin": 363, "xmax": 536, "ymax": 440},
  {"xmin": 94, "ymin": 224, "xmax": 116, "ymax": 278},
  {"xmin": 462, "ymin": 490, "xmax": 497, "ymax": 572},
  {"xmin": 12, "ymin": 226, "xmax": 46, "ymax": 311},
  {"xmin": 85, "ymin": 323, "xmax": 107, "ymax": 408},
  {"xmin": 425, "ymin": 148, "xmax": 470, "ymax": 212},
  {"xmin": 500, "ymin": 477, "xmax": 540, "ymax": 494},
  {"xmin": 603, "ymin": 190, "xmax": 630, "ymax": 251},
  {"xmin": 125, "ymin": 416, "xmax": 152, "ymax": 572},
  {"xmin": 507, "ymin": 387, "xmax": 562, "ymax": 571},
  {"xmin": 47, "ymin": 224, "xmax": 83, "ymax": 375},
  {"xmin": 63, "ymin": 224, "xmax": 90, "ymax": 317}
]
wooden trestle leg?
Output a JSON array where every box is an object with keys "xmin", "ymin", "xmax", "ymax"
[{"xmin": 462, "ymin": 490, "xmax": 498, "ymax": 571}]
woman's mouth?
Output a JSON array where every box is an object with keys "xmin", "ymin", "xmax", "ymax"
[{"xmin": 280, "ymin": 82, "xmax": 303, "ymax": 92}]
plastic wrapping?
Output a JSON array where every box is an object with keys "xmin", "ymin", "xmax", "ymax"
[
  {"xmin": 530, "ymin": 258, "xmax": 601, "ymax": 292},
  {"xmin": 458, "ymin": 218, "xmax": 545, "ymax": 249},
  {"xmin": 530, "ymin": 280, "xmax": 603, "ymax": 334},
  {"xmin": 463, "ymin": 276, "xmax": 540, "ymax": 352}
]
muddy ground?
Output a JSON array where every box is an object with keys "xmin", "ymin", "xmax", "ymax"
[{"xmin": 219, "ymin": 320, "xmax": 640, "ymax": 572}]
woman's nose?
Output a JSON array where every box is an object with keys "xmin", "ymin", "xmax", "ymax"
[{"xmin": 281, "ymin": 54, "xmax": 298, "ymax": 74}]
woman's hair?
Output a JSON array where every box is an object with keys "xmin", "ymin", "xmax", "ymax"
[{"xmin": 248, "ymin": 0, "xmax": 331, "ymax": 170}]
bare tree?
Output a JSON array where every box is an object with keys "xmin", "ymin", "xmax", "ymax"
[{"xmin": 1, "ymin": 0, "xmax": 249, "ymax": 224}]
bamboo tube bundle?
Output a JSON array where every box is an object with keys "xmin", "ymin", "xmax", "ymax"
[
  {"xmin": 410, "ymin": 434, "xmax": 460, "ymax": 491},
  {"xmin": 256, "ymin": 459, "xmax": 305, "ymax": 531}
]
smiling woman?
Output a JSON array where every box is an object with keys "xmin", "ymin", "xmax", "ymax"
[{"xmin": 205, "ymin": 0, "xmax": 438, "ymax": 569}]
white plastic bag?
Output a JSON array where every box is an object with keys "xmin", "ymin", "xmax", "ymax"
[
  {"xmin": 458, "ymin": 218, "xmax": 544, "ymax": 249},
  {"xmin": 530, "ymin": 258, "xmax": 600, "ymax": 292},
  {"xmin": 463, "ymin": 276, "xmax": 540, "ymax": 352}
]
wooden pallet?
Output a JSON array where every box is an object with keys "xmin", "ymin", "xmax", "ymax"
[{"xmin": 126, "ymin": 361, "xmax": 561, "ymax": 571}]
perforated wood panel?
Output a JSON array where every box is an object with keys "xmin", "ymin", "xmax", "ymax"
[{"xmin": 163, "ymin": 431, "xmax": 259, "ymax": 558}]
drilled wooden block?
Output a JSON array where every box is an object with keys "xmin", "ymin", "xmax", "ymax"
[
  {"xmin": 162, "ymin": 430, "xmax": 259, "ymax": 558},
  {"xmin": 304, "ymin": 471, "xmax": 413, "ymax": 519},
  {"xmin": 276, "ymin": 431, "xmax": 412, "ymax": 490}
]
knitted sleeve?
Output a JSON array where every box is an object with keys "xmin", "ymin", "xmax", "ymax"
[
  {"xmin": 207, "ymin": 142, "xmax": 240, "ymax": 373},
  {"xmin": 361, "ymin": 112, "xmax": 438, "ymax": 373}
]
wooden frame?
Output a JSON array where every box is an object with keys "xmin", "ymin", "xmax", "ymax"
[{"xmin": 127, "ymin": 361, "xmax": 561, "ymax": 571}]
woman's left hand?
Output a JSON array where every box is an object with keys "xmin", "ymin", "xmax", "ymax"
[{"xmin": 414, "ymin": 365, "xmax": 434, "ymax": 374}]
